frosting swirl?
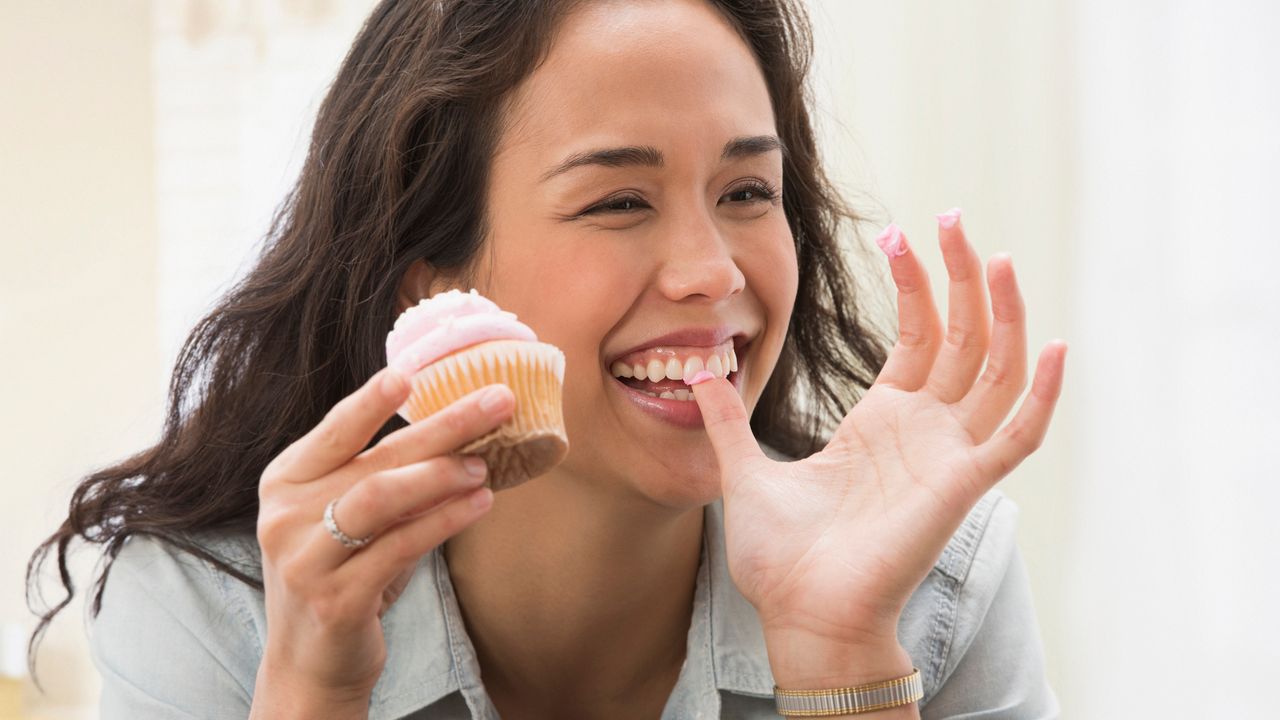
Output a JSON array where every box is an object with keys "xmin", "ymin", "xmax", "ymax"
[{"xmin": 385, "ymin": 288, "xmax": 537, "ymax": 375}]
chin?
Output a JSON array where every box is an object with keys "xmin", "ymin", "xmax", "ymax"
[{"xmin": 621, "ymin": 440, "xmax": 724, "ymax": 510}]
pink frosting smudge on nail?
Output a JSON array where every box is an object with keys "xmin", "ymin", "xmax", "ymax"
[
  {"xmin": 875, "ymin": 223, "xmax": 908, "ymax": 258},
  {"xmin": 684, "ymin": 370, "xmax": 716, "ymax": 386},
  {"xmin": 936, "ymin": 207, "xmax": 962, "ymax": 229}
]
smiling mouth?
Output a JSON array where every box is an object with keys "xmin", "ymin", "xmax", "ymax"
[{"xmin": 607, "ymin": 339, "xmax": 745, "ymax": 401}]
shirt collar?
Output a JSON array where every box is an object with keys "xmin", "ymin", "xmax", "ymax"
[
  {"xmin": 702, "ymin": 495, "xmax": 777, "ymax": 697},
  {"xmin": 368, "ymin": 545, "xmax": 483, "ymax": 720},
  {"xmin": 368, "ymin": 496, "xmax": 778, "ymax": 718}
]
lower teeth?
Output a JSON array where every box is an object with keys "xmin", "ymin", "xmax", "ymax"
[{"xmin": 637, "ymin": 388, "xmax": 693, "ymax": 401}]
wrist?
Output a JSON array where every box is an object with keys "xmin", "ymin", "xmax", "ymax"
[
  {"xmin": 763, "ymin": 625, "xmax": 914, "ymax": 690},
  {"xmin": 251, "ymin": 658, "xmax": 373, "ymax": 720}
]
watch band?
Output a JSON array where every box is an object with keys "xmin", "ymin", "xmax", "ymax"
[{"xmin": 773, "ymin": 668, "xmax": 923, "ymax": 717}]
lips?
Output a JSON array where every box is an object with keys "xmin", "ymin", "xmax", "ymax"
[
  {"xmin": 602, "ymin": 327, "xmax": 752, "ymax": 422},
  {"xmin": 607, "ymin": 326, "xmax": 747, "ymax": 363},
  {"xmin": 606, "ymin": 357, "xmax": 744, "ymax": 427}
]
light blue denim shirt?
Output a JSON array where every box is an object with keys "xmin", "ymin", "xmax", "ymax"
[{"xmin": 88, "ymin": 474, "xmax": 1059, "ymax": 718}]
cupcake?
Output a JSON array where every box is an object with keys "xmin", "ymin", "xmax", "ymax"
[{"xmin": 386, "ymin": 289, "xmax": 568, "ymax": 492}]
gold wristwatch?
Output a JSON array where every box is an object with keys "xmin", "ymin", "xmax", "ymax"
[{"xmin": 773, "ymin": 667, "xmax": 923, "ymax": 716}]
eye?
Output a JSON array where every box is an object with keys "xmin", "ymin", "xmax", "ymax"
[
  {"xmin": 581, "ymin": 194, "xmax": 650, "ymax": 215},
  {"xmin": 720, "ymin": 180, "xmax": 780, "ymax": 205}
]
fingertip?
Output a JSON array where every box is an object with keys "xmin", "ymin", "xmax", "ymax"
[
  {"xmin": 689, "ymin": 374, "xmax": 731, "ymax": 396},
  {"xmin": 381, "ymin": 367, "xmax": 408, "ymax": 401},
  {"xmin": 689, "ymin": 377, "xmax": 745, "ymax": 423},
  {"xmin": 936, "ymin": 207, "xmax": 962, "ymax": 230},
  {"xmin": 469, "ymin": 486, "xmax": 493, "ymax": 510},
  {"xmin": 478, "ymin": 383, "xmax": 516, "ymax": 414},
  {"xmin": 875, "ymin": 223, "xmax": 909, "ymax": 259},
  {"xmin": 685, "ymin": 370, "xmax": 716, "ymax": 386},
  {"xmin": 1052, "ymin": 339, "xmax": 1069, "ymax": 371},
  {"xmin": 986, "ymin": 256, "xmax": 1020, "ymax": 293}
]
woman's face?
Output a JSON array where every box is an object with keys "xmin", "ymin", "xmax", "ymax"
[{"xmin": 477, "ymin": 0, "xmax": 797, "ymax": 508}]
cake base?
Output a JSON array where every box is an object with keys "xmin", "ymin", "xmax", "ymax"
[{"xmin": 398, "ymin": 339, "xmax": 568, "ymax": 492}]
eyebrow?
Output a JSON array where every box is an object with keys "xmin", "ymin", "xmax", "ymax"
[{"xmin": 539, "ymin": 135, "xmax": 786, "ymax": 182}]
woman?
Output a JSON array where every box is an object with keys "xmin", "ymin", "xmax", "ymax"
[{"xmin": 28, "ymin": 0, "xmax": 1066, "ymax": 718}]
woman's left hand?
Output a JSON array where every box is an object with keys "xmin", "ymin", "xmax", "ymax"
[{"xmin": 689, "ymin": 213, "xmax": 1067, "ymax": 681}]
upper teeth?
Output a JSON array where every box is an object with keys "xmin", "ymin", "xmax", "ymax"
[{"xmin": 609, "ymin": 347, "xmax": 738, "ymax": 382}]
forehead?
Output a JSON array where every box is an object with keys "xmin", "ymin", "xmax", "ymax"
[{"xmin": 497, "ymin": 0, "xmax": 777, "ymax": 162}]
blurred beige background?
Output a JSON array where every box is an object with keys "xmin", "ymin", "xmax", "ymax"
[{"xmin": 2, "ymin": 1, "xmax": 1277, "ymax": 718}]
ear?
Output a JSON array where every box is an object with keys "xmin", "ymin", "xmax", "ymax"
[{"xmin": 395, "ymin": 259, "xmax": 459, "ymax": 314}]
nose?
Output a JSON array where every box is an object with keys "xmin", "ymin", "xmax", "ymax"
[{"xmin": 655, "ymin": 206, "xmax": 746, "ymax": 303}]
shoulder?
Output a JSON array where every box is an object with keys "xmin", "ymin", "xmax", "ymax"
[
  {"xmin": 89, "ymin": 531, "xmax": 265, "ymax": 718},
  {"xmin": 100, "ymin": 528, "xmax": 265, "ymax": 613},
  {"xmin": 97, "ymin": 527, "xmax": 263, "ymax": 612}
]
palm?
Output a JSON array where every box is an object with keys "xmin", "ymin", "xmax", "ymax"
[
  {"xmin": 721, "ymin": 385, "xmax": 986, "ymax": 635},
  {"xmin": 692, "ymin": 216, "xmax": 1067, "ymax": 640}
]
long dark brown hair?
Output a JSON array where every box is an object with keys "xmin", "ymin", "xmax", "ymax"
[{"xmin": 26, "ymin": 0, "xmax": 890, "ymax": 671}]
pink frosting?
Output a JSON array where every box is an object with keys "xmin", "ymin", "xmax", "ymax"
[
  {"xmin": 936, "ymin": 207, "xmax": 962, "ymax": 230},
  {"xmin": 875, "ymin": 223, "xmax": 908, "ymax": 258},
  {"xmin": 386, "ymin": 289, "xmax": 537, "ymax": 375}
]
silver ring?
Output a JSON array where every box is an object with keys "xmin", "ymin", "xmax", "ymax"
[{"xmin": 323, "ymin": 498, "xmax": 373, "ymax": 549}]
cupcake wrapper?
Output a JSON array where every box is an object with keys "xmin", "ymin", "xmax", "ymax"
[{"xmin": 398, "ymin": 340, "xmax": 568, "ymax": 492}]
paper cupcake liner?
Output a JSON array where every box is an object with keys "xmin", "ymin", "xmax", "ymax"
[{"xmin": 398, "ymin": 340, "xmax": 568, "ymax": 492}]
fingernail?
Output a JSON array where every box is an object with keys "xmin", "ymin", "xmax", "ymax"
[
  {"xmin": 463, "ymin": 456, "xmax": 487, "ymax": 477},
  {"xmin": 479, "ymin": 385, "xmax": 509, "ymax": 413},
  {"xmin": 684, "ymin": 370, "xmax": 715, "ymax": 386},
  {"xmin": 875, "ymin": 223, "xmax": 908, "ymax": 258},
  {"xmin": 381, "ymin": 369, "xmax": 406, "ymax": 400},
  {"xmin": 936, "ymin": 207, "xmax": 962, "ymax": 229},
  {"xmin": 470, "ymin": 487, "xmax": 493, "ymax": 509}
]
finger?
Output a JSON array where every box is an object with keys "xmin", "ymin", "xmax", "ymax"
[
  {"xmin": 953, "ymin": 254, "xmax": 1028, "ymax": 442},
  {"xmin": 922, "ymin": 209, "xmax": 992, "ymax": 403},
  {"xmin": 266, "ymin": 366, "xmax": 410, "ymax": 483},
  {"xmin": 353, "ymin": 384, "xmax": 515, "ymax": 476},
  {"xmin": 970, "ymin": 340, "xmax": 1067, "ymax": 482},
  {"xmin": 687, "ymin": 373, "xmax": 764, "ymax": 493},
  {"xmin": 335, "ymin": 484, "xmax": 494, "ymax": 589},
  {"xmin": 311, "ymin": 455, "xmax": 488, "ymax": 569},
  {"xmin": 872, "ymin": 223, "xmax": 944, "ymax": 391}
]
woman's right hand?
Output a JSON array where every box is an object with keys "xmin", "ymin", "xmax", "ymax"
[{"xmin": 250, "ymin": 367, "xmax": 514, "ymax": 716}]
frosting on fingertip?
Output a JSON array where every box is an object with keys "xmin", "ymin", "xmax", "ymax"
[
  {"xmin": 684, "ymin": 370, "xmax": 716, "ymax": 386},
  {"xmin": 875, "ymin": 223, "xmax": 908, "ymax": 258},
  {"xmin": 936, "ymin": 207, "xmax": 962, "ymax": 229}
]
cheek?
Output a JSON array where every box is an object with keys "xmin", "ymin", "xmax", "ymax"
[
  {"xmin": 744, "ymin": 219, "xmax": 799, "ymax": 326},
  {"xmin": 738, "ymin": 218, "xmax": 798, "ymax": 400},
  {"xmin": 486, "ymin": 241, "xmax": 644, "ymax": 477},
  {"xmin": 482, "ymin": 237, "xmax": 640, "ymax": 395}
]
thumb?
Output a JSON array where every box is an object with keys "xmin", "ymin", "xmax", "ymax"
[{"xmin": 688, "ymin": 371, "xmax": 765, "ymax": 486}]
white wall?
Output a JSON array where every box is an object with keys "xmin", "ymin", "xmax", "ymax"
[
  {"xmin": 152, "ymin": 0, "xmax": 380, "ymax": 392},
  {"xmin": 807, "ymin": 0, "xmax": 1076, "ymax": 702},
  {"xmin": 1064, "ymin": 1, "xmax": 1280, "ymax": 716},
  {"xmin": 1, "ymin": 1, "xmax": 377, "ymax": 716},
  {"xmin": 808, "ymin": 1, "xmax": 1280, "ymax": 717},
  {"xmin": 1, "ymin": 2, "xmax": 157, "ymax": 716}
]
